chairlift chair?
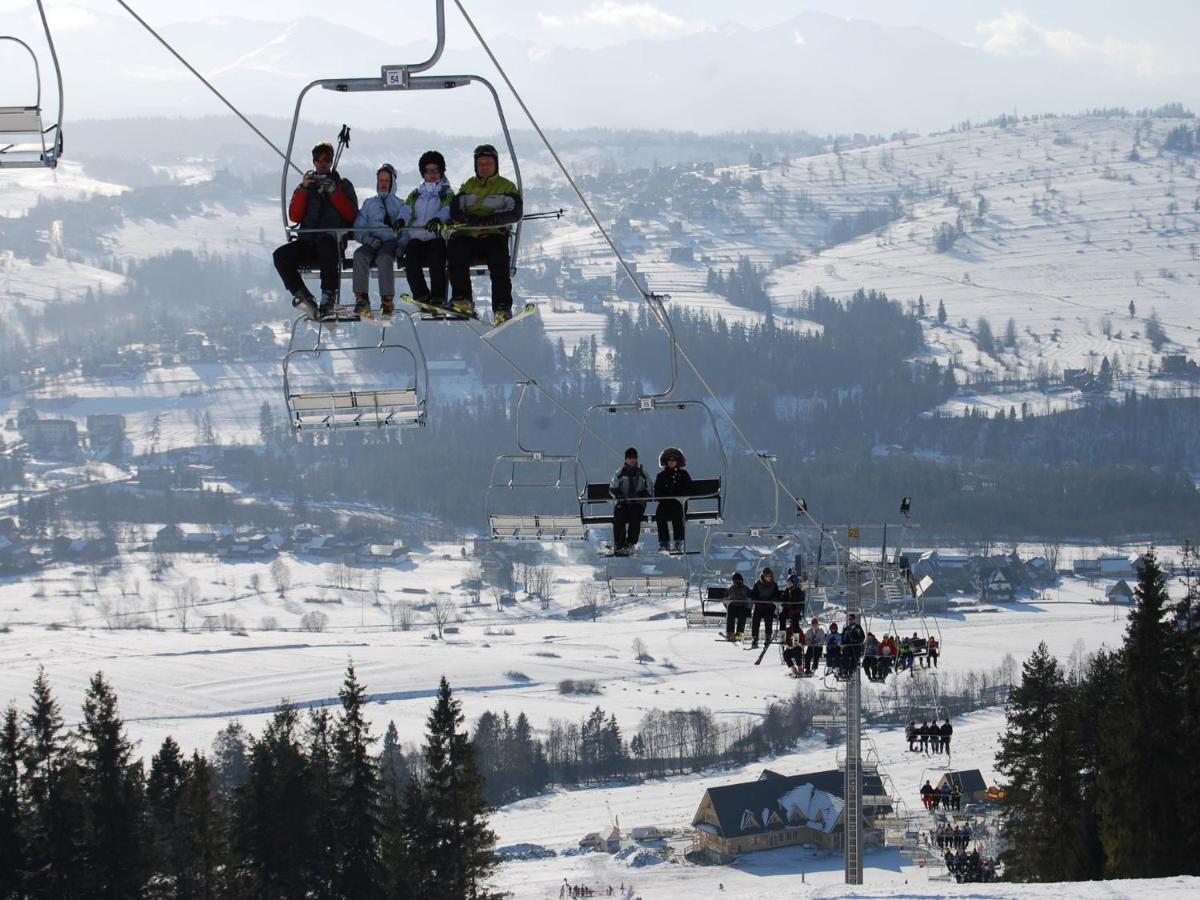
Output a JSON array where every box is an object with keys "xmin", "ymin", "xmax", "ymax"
[
  {"xmin": 486, "ymin": 382, "xmax": 587, "ymax": 541},
  {"xmin": 0, "ymin": 5, "xmax": 64, "ymax": 169},
  {"xmin": 282, "ymin": 311, "xmax": 428, "ymax": 431},
  {"xmin": 279, "ymin": 9, "xmax": 524, "ymax": 303}
]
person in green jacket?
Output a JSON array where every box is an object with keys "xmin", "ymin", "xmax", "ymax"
[{"xmin": 446, "ymin": 143, "xmax": 523, "ymax": 323}]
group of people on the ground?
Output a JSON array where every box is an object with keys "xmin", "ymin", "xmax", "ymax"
[
  {"xmin": 944, "ymin": 846, "xmax": 996, "ymax": 883},
  {"xmin": 608, "ymin": 447, "xmax": 692, "ymax": 555},
  {"xmin": 920, "ymin": 778, "xmax": 962, "ymax": 811},
  {"xmin": 931, "ymin": 822, "xmax": 973, "ymax": 851},
  {"xmin": 274, "ymin": 141, "xmax": 522, "ymax": 323},
  {"xmin": 907, "ymin": 719, "xmax": 954, "ymax": 756},
  {"xmin": 560, "ymin": 880, "xmax": 634, "ymax": 898}
]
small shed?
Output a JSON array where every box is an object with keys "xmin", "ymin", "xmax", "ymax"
[
  {"xmin": 1105, "ymin": 580, "xmax": 1134, "ymax": 604},
  {"xmin": 936, "ymin": 770, "xmax": 988, "ymax": 804}
]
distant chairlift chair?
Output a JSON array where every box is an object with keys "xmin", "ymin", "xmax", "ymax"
[{"xmin": 0, "ymin": 15, "xmax": 64, "ymax": 169}]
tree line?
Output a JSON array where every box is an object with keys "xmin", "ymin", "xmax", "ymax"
[
  {"xmin": 996, "ymin": 544, "xmax": 1200, "ymax": 881},
  {"xmin": 0, "ymin": 667, "xmax": 500, "ymax": 900}
]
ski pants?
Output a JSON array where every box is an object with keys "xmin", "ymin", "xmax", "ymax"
[
  {"xmin": 803, "ymin": 644, "xmax": 822, "ymax": 672},
  {"xmin": 274, "ymin": 235, "xmax": 342, "ymax": 294},
  {"xmin": 352, "ymin": 239, "xmax": 400, "ymax": 297},
  {"xmin": 842, "ymin": 644, "xmax": 862, "ymax": 672},
  {"xmin": 612, "ymin": 503, "xmax": 643, "ymax": 550},
  {"xmin": 654, "ymin": 499, "xmax": 684, "ymax": 544},
  {"xmin": 725, "ymin": 602, "xmax": 749, "ymax": 637},
  {"xmin": 782, "ymin": 646, "xmax": 805, "ymax": 668},
  {"xmin": 448, "ymin": 233, "xmax": 512, "ymax": 314},
  {"xmin": 405, "ymin": 236, "xmax": 447, "ymax": 301},
  {"xmin": 751, "ymin": 604, "xmax": 774, "ymax": 644}
]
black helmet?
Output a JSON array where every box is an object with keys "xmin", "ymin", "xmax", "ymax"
[
  {"xmin": 418, "ymin": 150, "xmax": 445, "ymax": 176},
  {"xmin": 474, "ymin": 143, "xmax": 499, "ymax": 173},
  {"xmin": 659, "ymin": 447, "xmax": 686, "ymax": 467},
  {"xmin": 731, "ymin": 572, "xmax": 744, "ymax": 583},
  {"xmin": 624, "ymin": 447, "xmax": 638, "ymax": 459}
]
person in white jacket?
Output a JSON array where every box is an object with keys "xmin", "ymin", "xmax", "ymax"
[{"xmin": 399, "ymin": 150, "xmax": 454, "ymax": 307}]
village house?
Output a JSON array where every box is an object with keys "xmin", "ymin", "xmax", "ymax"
[
  {"xmin": 1105, "ymin": 580, "xmax": 1134, "ymax": 604},
  {"xmin": 936, "ymin": 770, "xmax": 989, "ymax": 805},
  {"xmin": 690, "ymin": 769, "xmax": 891, "ymax": 864}
]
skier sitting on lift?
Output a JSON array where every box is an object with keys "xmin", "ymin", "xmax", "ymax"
[
  {"xmin": 841, "ymin": 613, "xmax": 866, "ymax": 672},
  {"xmin": 803, "ymin": 617, "xmax": 825, "ymax": 674},
  {"xmin": 351, "ymin": 162, "xmax": 404, "ymax": 319},
  {"xmin": 400, "ymin": 150, "xmax": 454, "ymax": 309},
  {"xmin": 824, "ymin": 621, "xmax": 843, "ymax": 676},
  {"xmin": 723, "ymin": 572, "xmax": 751, "ymax": 641},
  {"xmin": 275, "ymin": 141, "xmax": 359, "ymax": 320},
  {"xmin": 782, "ymin": 629, "xmax": 806, "ymax": 675},
  {"xmin": 653, "ymin": 447, "xmax": 691, "ymax": 552},
  {"xmin": 608, "ymin": 447, "xmax": 650, "ymax": 556},
  {"xmin": 447, "ymin": 144, "xmax": 523, "ymax": 324},
  {"xmin": 778, "ymin": 573, "xmax": 806, "ymax": 641},
  {"xmin": 748, "ymin": 568, "xmax": 780, "ymax": 649}
]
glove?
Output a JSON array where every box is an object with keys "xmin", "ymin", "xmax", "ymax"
[
  {"xmin": 426, "ymin": 219, "xmax": 444, "ymax": 234},
  {"xmin": 393, "ymin": 218, "xmax": 406, "ymax": 232},
  {"xmin": 365, "ymin": 235, "xmax": 383, "ymax": 250},
  {"xmin": 321, "ymin": 176, "xmax": 339, "ymax": 196}
]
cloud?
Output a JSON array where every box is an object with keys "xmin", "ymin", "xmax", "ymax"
[
  {"xmin": 539, "ymin": 2, "xmax": 713, "ymax": 39},
  {"xmin": 977, "ymin": 10, "xmax": 1160, "ymax": 77}
]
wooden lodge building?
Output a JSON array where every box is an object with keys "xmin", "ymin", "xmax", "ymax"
[{"xmin": 691, "ymin": 769, "xmax": 893, "ymax": 864}]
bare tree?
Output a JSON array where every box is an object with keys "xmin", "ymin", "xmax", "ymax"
[
  {"xmin": 248, "ymin": 573, "xmax": 262, "ymax": 596},
  {"xmin": 387, "ymin": 597, "xmax": 415, "ymax": 632},
  {"xmin": 270, "ymin": 559, "xmax": 291, "ymax": 597},
  {"xmin": 431, "ymin": 592, "xmax": 457, "ymax": 639},
  {"xmin": 174, "ymin": 577, "xmax": 200, "ymax": 632},
  {"xmin": 300, "ymin": 611, "xmax": 328, "ymax": 633},
  {"xmin": 578, "ymin": 581, "xmax": 604, "ymax": 621},
  {"xmin": 371, "ymin": 570, "xmax": 384, "ymax": 606},
  {"xmin": 633, "ymin": 637, "xmax": 653, "ymax": 664},
  {"xmin": 1041, "ymin": 541, "xmax": 1062, "ymax": 573}
]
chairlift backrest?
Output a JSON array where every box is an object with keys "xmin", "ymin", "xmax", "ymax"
[{"xmin": 0, "ymin": 12, "xmax": 64, "ymax": 169}]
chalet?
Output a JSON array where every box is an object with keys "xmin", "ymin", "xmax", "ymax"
[
  {"xmin": 363, "ymin": 541, "xmax": 409, "ymax": 562},
  {"xmin": 976, "ymin": 570, "xmax": 1013, "ymax": 602},
  {"xmin": 578, "ymin": 824, "xmax": 621, "ymax": 853},
  {"xmin": 936, "ymin": 770, "xmax": 989, "ymax": 805},
  {"xmin": 1105, "ymin": 580, "xmax": 1134, "ymax": 604},
  {"xmin": 154, "ymin": 524, "xmax": 219, "ymax": 552},
  {"xmin": 691, "ymin": 769, "xmax": 890, "ymax": 864},
  {"xmin": 221, "ymin": 533, "xmax": 274, "ymax": 558},
  {"xmin": 1098, "ymin": 554, "xmax": 1143, "ymax": 578},
  {"xmin": 1072, "ymin": 558, "xmax": 1101, "ymax": 577},
  {"xmin": 914, "ymin": 576, "xmax": 949, "ymax": 613}
]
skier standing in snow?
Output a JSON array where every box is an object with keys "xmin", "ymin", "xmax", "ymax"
[
  {"xmin": 723, "ymin": 572, "xmax": 751, "ymax": 641},
  {"xmin": 400, "ymin": 150, "xmax": 454, "ymax": 308},
  {"xmin": 748, "ymin": 568, "xmax": 780, "ymax": 649},
  {"xmin": 275, "ymin": 141, "xmax": 358, "ymax": 319},
  {"xmin": 652, "ymin": 447, "xmax": 691, "ymax": 551},
  {"xmin": 351, "ymin": 162, "xmax": 404, "ymax": 318},
  {"xmin": 447, "ymin": 143, "xmax": 523, "ymax": 323},
  {"xmin": 608, "ymin": 447, "xmax": 650, "ymax": 555}
]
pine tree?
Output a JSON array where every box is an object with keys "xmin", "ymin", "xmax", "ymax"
[
  {"xmin": 996, "ymin": 643, "xmax": 1080, "ymax": 880},
  {"xmin": 402, "ymin": 678, "xmax": 499, "ymax": 900},
  {"xmin": 174, "ymin": 752, "xmax": 225, "ymax": 899},
  {"xmin": 0, "ymin": 704, "xmax": 25, "ymax": 898},
  {"xmin": 77, "ymin": 672, "xmax": 147, "ymax": 897},
  {"xmin": 306, "ymin": 706, "xmax": 338, "ymax": 897},
  {"xmin": 1172, "ymin": 542, "xmax": 1200, "ymax": 869},
  {"xmin": 146, "ymin": 736, "xmax": 186, "ymax": 893},
  {"xmin": 1097, "ymin": 548, "xmax": 1178, "ymax": 876},
  {"xmin": 334, "ymin": 663, "xmax": 385, "ymax": 898},
  {"xmin": 21, "ymin": 667, "xmax": 86, "ymax": 898},
  {"xmin": 937, "ymin": 299, "xmax": 947, "ymax": 324}
]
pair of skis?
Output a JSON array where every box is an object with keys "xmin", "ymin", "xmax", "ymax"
[
  {"xmin": 715, "ymin": 630, "xmax": 776, "ymax": 666},
  {"xmin": 400, "ymin": 295, "xmax": 537, "ymax": 337}
]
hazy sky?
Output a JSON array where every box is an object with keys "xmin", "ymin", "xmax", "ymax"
[{"xmin": 4, "ymin": 0, "xmax": 1197, "ymax": 72}]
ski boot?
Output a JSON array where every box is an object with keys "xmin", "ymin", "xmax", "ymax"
[
  {"xmin": 733, "ymin": 632, "xmax": 744, "ymax": 643},
  {"xmin": 493, "ymin": 308, "xmax": 512, "ymax": 327},
  {"xmin": 291, "ymin": 288, "xmax": 319, "ymax": 320},
  {"xmin": 379, "ymin": 296, "xmax": 395, "ymax": 319},
  {"xmin": 673, "ymin": 540, "xmax": 685, "ymax": 553},
  {"xmin": 353, "ymin": 292, "xmax": 372, "ymax": 319},
  {"xmin": 317, "ymin": 290, "xmax": 338, "ymax": 321},
  {"xmin": 450, "ymin": 297, "xmax": 476, "ymax": 318}
]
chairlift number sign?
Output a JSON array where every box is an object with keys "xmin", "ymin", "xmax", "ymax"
[
  {"xmin": 383, "ymin": 68, "xmax": 405, "ymax": 87},
  {"xmin": 847, "ymin": 527, "xmax": 860, "ymax": 539}
]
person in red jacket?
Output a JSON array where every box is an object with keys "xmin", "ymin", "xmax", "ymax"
[{"xmin": 273, "ymin": 141, "xmax": 359, "ymax": 319}]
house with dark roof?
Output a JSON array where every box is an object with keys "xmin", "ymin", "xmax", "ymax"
[
  {"xmin": 691, "ymin": 769, "xmax": 891, "ymax": 863},
  {"xmin": 1105, "ymin": 580, "xmax": 1134, "ymax": 604},
  {"xmin": 936, "ymin": 770, "xmax": 988, "ymax": 804}
]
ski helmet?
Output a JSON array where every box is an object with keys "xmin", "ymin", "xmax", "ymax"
[
  {"xmin": 418, "ymin": 150, "xmax": 446, "ymax": 176},
  {"xmin": 473, "ymin": 143, "xmax": 499, "ymax": 174}
]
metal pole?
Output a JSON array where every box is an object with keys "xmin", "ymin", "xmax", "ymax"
[{"xmin": 844, "ymin": 559, "xmax": 864, "ymax": 885}]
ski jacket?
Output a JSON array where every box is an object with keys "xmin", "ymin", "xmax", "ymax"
[
  {"xmin": 805, "ymin": 624, "xmax": 825, "ymax": 645},
  {"xmin": 653, "ymin": 466, "xmax": 692, "ymax": 500},
  {"xmin": 353, "ymin": 181, "xmax": 405, "ymax": 244},
  {"xmin": 399, "ymin": 177, "xmax": 454, "ymax": 242},
  {"xmin": 928, "ymin": 636, "xmax": 939, "ymax": 653},
  {"xmin": 824, "ymin": 632, "xmax": 842, "ymax": 651},
  {"xmin": 920, "ymin": 783, "xmax": 934, "ymax": 796},
  {"xmin": 725, "ymin": 582, "xmax": 751, "ymax": 606},
  {"xmin": 863, "ymin": 636, "xmax": 879, "ymax": 656},
  {"xmin": 451, "ymin": 172, "xmax": 522, "ymax": 237},
  {"xmin": 750, "ymin": 578, "xmax": 780, "ymax": 610},
  {"xmin": 290, "ymin": 170, "xmax": 358, "ymax": 235},
  {"xmin": 779, "ymin": 585, "xmax": 806, "ymax": 617},
  {"xmin": 941, "ymin": 722, "xmax": 953, "ymax": 738},
  {"xmin": 609, "ymin": 464, "xmax": 650, "ymax": 507},
  {"xmin": 881, "ymin": 637, "xmax": 898, "ymax": 657},
  {"xmin": 842, "ymin": 623, "xmax": 865, "ymax": 648}
]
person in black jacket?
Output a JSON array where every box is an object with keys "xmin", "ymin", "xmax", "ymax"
[
  {"xmin": 274, "ymin": 140, "xmax": 359, "ymax": 319},
  {"xmin": 940, "ymin": 719, "xmax": 953, "ymax": 758},
  {"xmin": 840, "ymin": 613, "xmax": 865, "ymax": 673},
  {"xmin": 723, "ymin": 572, "xmax": 751, "ymax": 640},
  {"xmin": 653, "ymin": 447, "xmax": 692, "ymax": 552},
  {"xmin": 749, "ymin": 568, "xmax": 780, "ymax": 649},
  {"xmin": 778, "ymin": 573, "xmax": 806, "ymax": 641},
  {"xmin": 608, "ymin": 447, "xmax": 650, "ymax": 556}
]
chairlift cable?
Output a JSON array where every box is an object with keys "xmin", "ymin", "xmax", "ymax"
[
  {"xmin": 453, "ymin": 0, "xmax": 862, "ymax": 563},
  {"xmin": 113, "ymin": 0, "xmax": 303, "ymax": 176}
]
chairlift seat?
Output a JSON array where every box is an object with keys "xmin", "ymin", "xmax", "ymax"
[
  {"xmin": 288, "ymin": 387, "xmax": 423, "ymax": 430},
  {"xmin": 811, "ymin": 714, "xmax": 842, "ymax": 728},
  {"xmin": 580, "ymin": 477, "xmax": 723, "ymax": 526},
  {"xmin": 0, "ymin": 106, "xmax": 43, "ymax": 134},
  {"xmin": 289, "ymin": 229, "xmax": 507, "ymax": 280},
  {"xmin": 489, "ymin": 514, "xmax": 587, "ymax": 541},
  {"xmin": 609, "ymin": 575, "xmax": 686, "ymax": 597}
]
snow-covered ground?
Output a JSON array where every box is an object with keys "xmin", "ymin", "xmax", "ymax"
[{"xmin": 0, "ymin": 538, "xmax": 1164, "ymax": 896}]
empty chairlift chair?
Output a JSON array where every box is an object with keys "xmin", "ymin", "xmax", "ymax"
[{"xmin": 0, "ymin": 7, "xmax": 65, "ymax": 169}]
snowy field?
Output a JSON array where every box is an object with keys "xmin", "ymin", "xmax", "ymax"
[{"xmin": 0, "ymin": 538, "xmax": 1173, "ymax": 896}]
